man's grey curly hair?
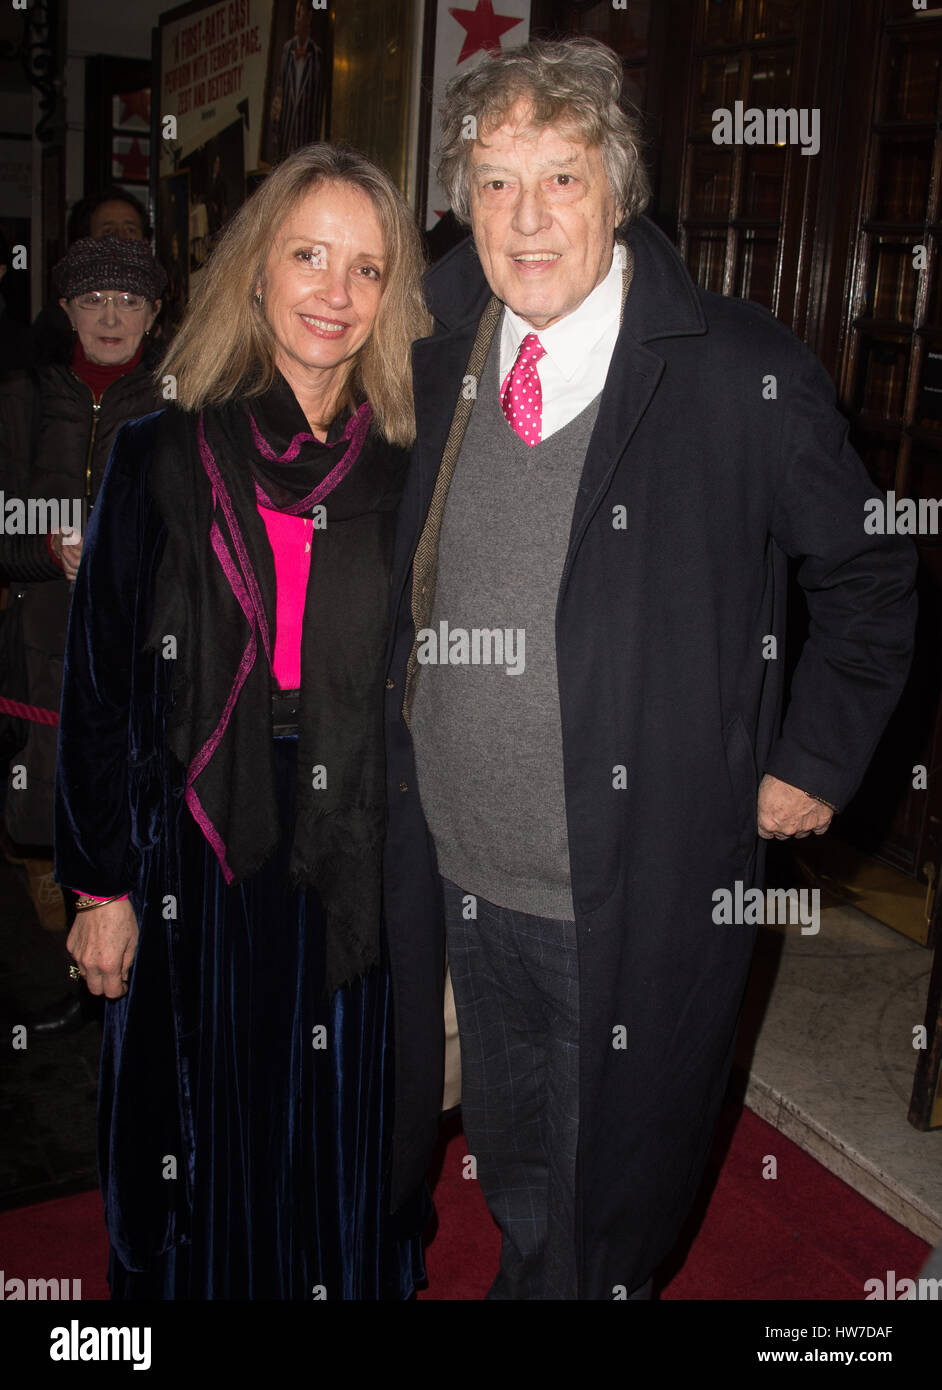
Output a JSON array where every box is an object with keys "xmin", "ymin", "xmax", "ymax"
[{"xmin": 437, "ymin": 37, "xmax": 651, "ymax": 227}]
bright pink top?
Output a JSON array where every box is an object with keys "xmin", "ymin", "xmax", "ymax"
[{"xmin": 257, "ymin": 502, "xmax": 313, "ymax": 690}]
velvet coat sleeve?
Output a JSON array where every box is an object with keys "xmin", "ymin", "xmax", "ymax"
[
  {"xmin": 54, "ymin": 413, "xmax": 164, "ymax": 895},
  {"xmin": 763, "ymin": 349, "xmax": 918, "ymax": 810}
]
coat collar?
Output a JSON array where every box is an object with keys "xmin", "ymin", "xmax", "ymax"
[{"xmin": 422, "ymin": 214, "xmax": 707, "ymax": 344}]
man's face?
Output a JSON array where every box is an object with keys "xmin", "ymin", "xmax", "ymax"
[
  {"xmin": 89, "ymin": 200, "xmax": 144, "ymax": 241},
  {"xmin": 295, "ymin": 2, "xmax": 311, "ymax": 40},
  {"xmin": 467, "ymin": 103, "xmax": 619, "ymax": 330}
]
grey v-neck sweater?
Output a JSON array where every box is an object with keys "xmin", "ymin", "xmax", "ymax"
[{"xmin": 410, "ymin": 324, "xmax": 602, "ymax": 920}]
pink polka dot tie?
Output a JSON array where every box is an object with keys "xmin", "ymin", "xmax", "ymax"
[{"xmin": 501, "ymin": 332, "xmax": 546, "ymax": 447}]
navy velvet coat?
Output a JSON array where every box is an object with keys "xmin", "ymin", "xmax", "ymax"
[
  {"xmin": 54, "ymin": 414, "xmax": 190, "ymax": 1265},
  {"xmin": 382, "ymin": 217, "xmax": 918, "ymax": 1298},
  {"xmin": 54, "ymin": 410, "xmax": 425, "ymax": 1280}
]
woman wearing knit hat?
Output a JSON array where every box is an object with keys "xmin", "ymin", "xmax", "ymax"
[
  {"xmin": 55, "ymin": 234, "xmax": 165, "ymax": 370},
  {"xmin": 54, "ymin": 146, "xmax": 433, "ymax": 1301},
  {"xmin": 0, "ymin": 236, "xmax": 165, "ymax": 940}
]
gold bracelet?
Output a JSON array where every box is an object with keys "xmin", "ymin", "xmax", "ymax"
[{"xmin": 74, "ymin": 893, "xmax": 126, "ymax": 912}]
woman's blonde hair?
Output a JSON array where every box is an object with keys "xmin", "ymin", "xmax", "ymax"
[{"xmin": 159, "ymin": 144, "xmax": 431, "ymax": 446}]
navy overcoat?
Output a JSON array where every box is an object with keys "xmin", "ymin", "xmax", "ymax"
[{"xmin": 382, "ymin": 216, "xmax": 918, "ymax": 1297}]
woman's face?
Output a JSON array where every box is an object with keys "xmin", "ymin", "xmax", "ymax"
[
  {"xmin": 259, "ymin": 181, "xmax": 385, "ymax": 399},
  {"xmin": 61, "ymin": 290, "xmax": 159, "ymax": 365}
]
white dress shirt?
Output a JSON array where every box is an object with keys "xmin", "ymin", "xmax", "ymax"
[{"xmin": 499, "ymin": 242, "xmax": 626, "ymax": 440}]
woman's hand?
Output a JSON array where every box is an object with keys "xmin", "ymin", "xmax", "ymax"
[
  {"xmin": 67, "ymin": 897, "xmax": 139, "ymax": 998},
  {"xmin": 51, "ymin": 530, "xmax": 83, "ymax": 582}
]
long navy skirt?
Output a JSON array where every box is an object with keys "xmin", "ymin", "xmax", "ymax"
[{"xmin": 106, "ymin": 734, "xmax": 426, "ymax": 1299}]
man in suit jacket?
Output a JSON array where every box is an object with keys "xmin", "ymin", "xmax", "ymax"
[
  {"xmin": 271, "ymin": 0, "xmax": 327, "ymax": 161},
  {"xmin": 382, "ymin": 37, "xmax": 917, "ymax": 1300}
]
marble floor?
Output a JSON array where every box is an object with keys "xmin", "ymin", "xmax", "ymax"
[{"xmin": 735, "ymin": 902, "xmax": 942, "ymax": 1246}]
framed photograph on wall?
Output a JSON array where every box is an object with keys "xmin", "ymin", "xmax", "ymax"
[{"xmin": 257, "ymin": 0, "xmax": 333, "ymax": 169}]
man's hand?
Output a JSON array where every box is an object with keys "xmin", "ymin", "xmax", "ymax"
[
  {"xmin": 757, "ymin": 773, "xmax": 834, "ymax": 841},
  {"xmin": 52, "ymin": 529, "xmax": 83, "ymax": 582},
  {"xmin": 67, "ymin": 897, "xmax": 139, "ymax": 998}
]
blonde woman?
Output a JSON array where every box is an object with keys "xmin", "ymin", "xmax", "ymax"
[{"xmin": 55, "ymin": 145, "xmax": 434, "ymax": 1299}]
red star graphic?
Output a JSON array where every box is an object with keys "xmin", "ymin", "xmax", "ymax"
[
  {"xmin": 448, "ymin": 0, "xmax": 523, "ymax": 66},
  {"xmin": 116, "ymin": 89, "xmax": 151, "ymax": 127},
  {"xmin": 112, "ymin": 137, "xmax": 150, "ymax": 182}
]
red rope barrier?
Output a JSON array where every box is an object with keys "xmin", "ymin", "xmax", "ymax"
[{"xmin": 0, "ymin": 697, "xmax": 59, "ymax": 726}]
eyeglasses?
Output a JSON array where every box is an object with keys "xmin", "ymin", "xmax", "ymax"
[{"xmin": 73, "ymin": 292, "xmax": 147, "ymax": 312}]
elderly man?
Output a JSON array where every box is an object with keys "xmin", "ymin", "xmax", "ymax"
[{"xmin": 382, "ymin": 38, "xmax": 917, "ymax": 1300}]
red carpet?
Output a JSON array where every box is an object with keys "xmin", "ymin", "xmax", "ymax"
[{"xmin": 0, "ymin": 1106, "xmax": 930, "ymax": 1300}]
